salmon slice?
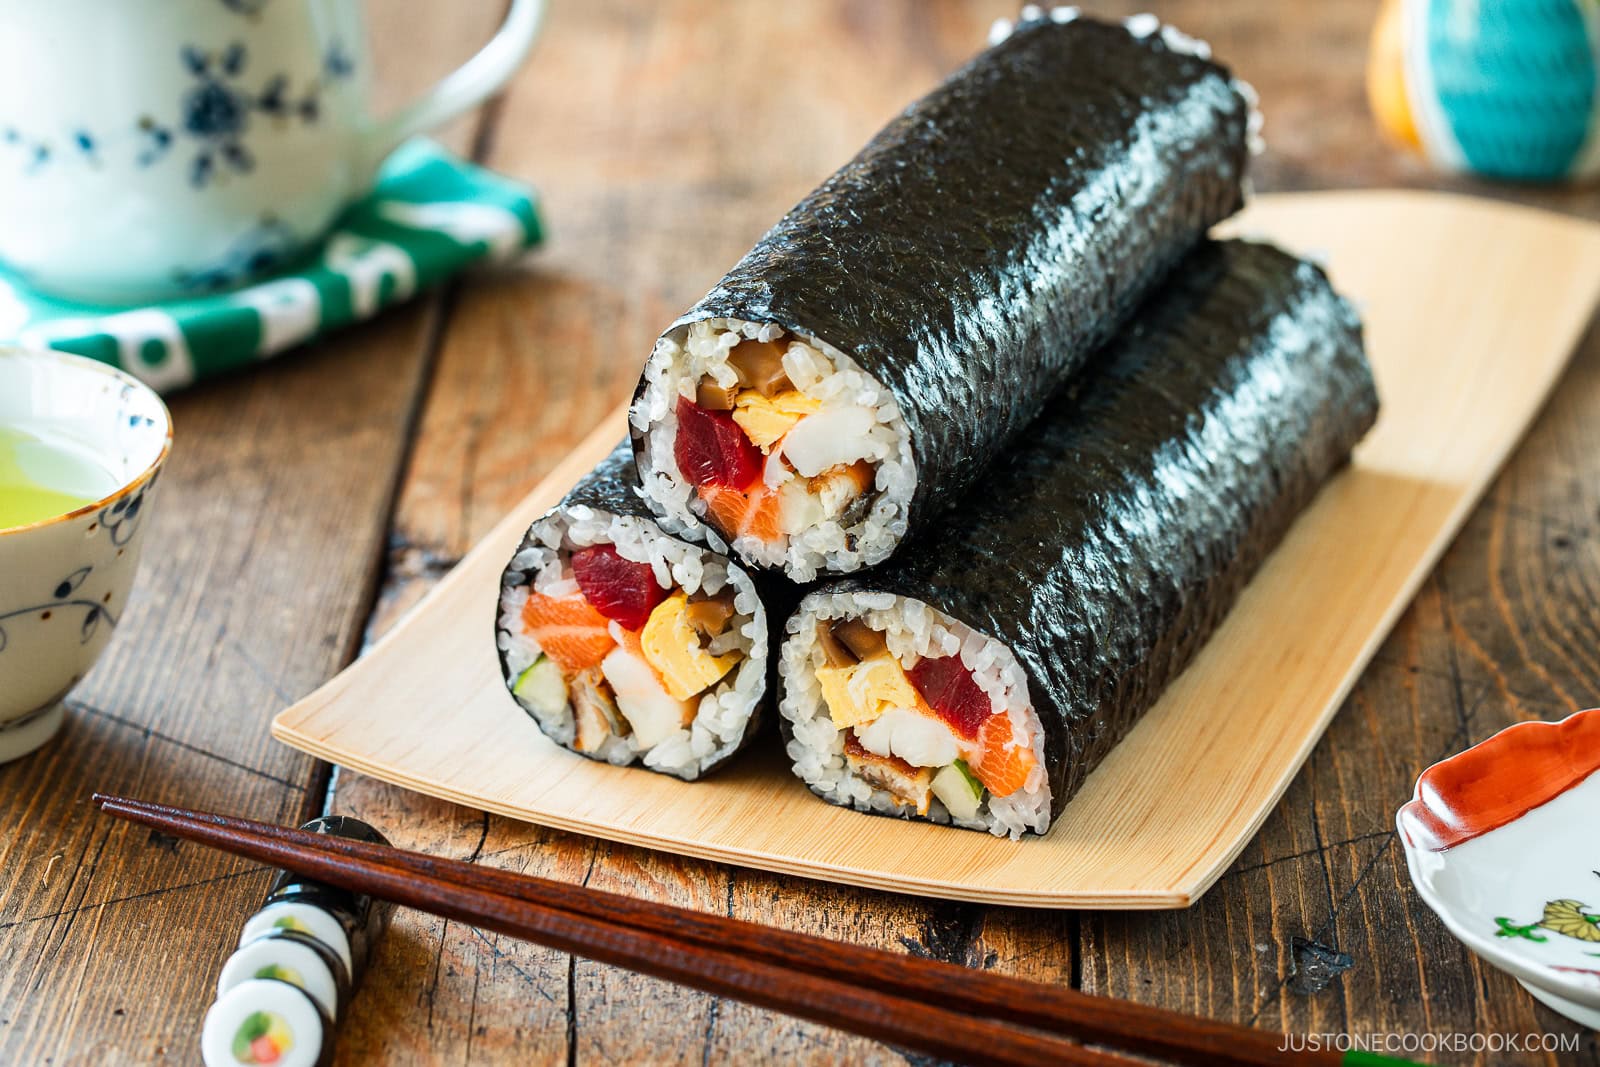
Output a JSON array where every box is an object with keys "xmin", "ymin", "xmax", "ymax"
[
  {"xmin": 699, "ymin": 482, "xmax": 784, "ymax": 543},
  {"xmin": 965, "ymin": 713, "xmax": 1037, "ymax": 798},
  {"xmin": 520, "ymin": 591, "xmax": 615, "ymax": 673}
]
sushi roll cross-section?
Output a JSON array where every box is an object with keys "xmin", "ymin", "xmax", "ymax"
[
  {"xmin": 497, "ymin": 443, "xmax": 783, "ymax": 779},
  {"xmin": 201, "ymin": 978, "xmax": 334, "ymax": 1067},
  {"xmin": 639, "ymin": 326, "xmax": 908, "ymax": 581},
  {"xmin": 240, "ymin": 901, "xmax": 357, "ymax": 980},
  {"xmin": 780, "ymin": 240, "xmax": 1379, "ymax": 837},
  {"xmin": 217, "ymin": 929, "xmax": 350, "ymax": 1020},
  {"xmin": 631, "ymin": 12, "xmax": 1254, "ymax": 580},
  {"xmin": 789, "ymin": 604, "xmax": 1047, "ymax": 832}
]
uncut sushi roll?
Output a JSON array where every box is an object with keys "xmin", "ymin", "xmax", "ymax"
[
  {"xmin": 496, "ymin": 442, "xmax": 792, "ymax": 779},
  {"xmin": 631, "ymin": 11, "xmax": 1257, "ymax": 581},
  {"xmin": 778, "ymin": 240, "xmax": 1379, "ymax": 837}
]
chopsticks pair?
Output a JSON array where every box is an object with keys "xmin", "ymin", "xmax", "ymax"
[{"xmin": 94, "ymin": 794, "xmax": 1410, "ymax": 1067}]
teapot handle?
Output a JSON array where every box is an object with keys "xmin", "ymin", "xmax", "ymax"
[{"xmin": 360, "ymin": 0, "xmax": 546, "ymax": 173}]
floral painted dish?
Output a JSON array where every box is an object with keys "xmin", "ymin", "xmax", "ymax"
[{"xmin": 1399, "ymin": 709, "xmax": 1600, "ymax": 1027}]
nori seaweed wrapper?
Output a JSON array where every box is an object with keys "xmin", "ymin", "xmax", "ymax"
[
  {"xmin": 496, "ymin": 442, "xmax": 802, "ymax": 774},
  {"xmin": 801, "ymin": 240, "xmax": 1378, "ymax": 825},
  {"xmin": 264, "ymin": 815, "xmax": 394, "ymax": 979},
  {"xmin": 634, "ymin": 14, "xmax": 1252, "ymax": 558},
  {"xmin": 557, "ymin": 439, "xmax": 659, "ymax": 523}
]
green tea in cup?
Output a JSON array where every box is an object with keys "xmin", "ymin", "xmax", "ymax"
[
  {"xmin": 0, "ymin": 345, "xmax": 171, "ymax": 765},
  {"xmin": 0, "ymin": 424, "xmax": 120, "ymax": 530}
]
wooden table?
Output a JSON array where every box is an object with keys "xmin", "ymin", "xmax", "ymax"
[{"xmin": 4, "ymin": 2, "xmax": 1598, "ymax": 1064}]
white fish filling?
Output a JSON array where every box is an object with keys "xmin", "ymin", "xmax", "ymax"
[
  {"xmin": 779, "ymin": 590, "xmax": 1052, "ymax": 838},
  {"xmin": 497, "ymin": 506, "xmax": 766, "ymax": 780},
  {"xmin": 631, "ymin": 318, "xmax": 917, "ymax": 582}
]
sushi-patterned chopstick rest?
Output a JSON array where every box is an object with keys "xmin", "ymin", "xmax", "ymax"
[
  {"xmin": 0, "ymin": 140, "xmax": 541, "ymax": 393},
  {"xmin": 201, "ymin": 816, "xmax": 395, "ymax": 1067}
]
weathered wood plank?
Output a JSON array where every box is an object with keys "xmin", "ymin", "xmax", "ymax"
[
  {"xmin": 0, "ymin": 304, "xmax": 439, "ymax": 1065},
  {"xmin": 1434, "ymin": 321, "xmax": 1600, "ymax": 716},
  {"xmin": 329, "ymin": 784, "xmax": 579, "ymax": 1066},
  {"xmin": 0, "ymin": 3, "xmax": 513, "ymax": 1063}
]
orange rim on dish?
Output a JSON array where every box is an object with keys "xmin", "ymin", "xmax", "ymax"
[{"xmin": 1398, "ymin": 709, "xmax": 1600, "ymax": 852}]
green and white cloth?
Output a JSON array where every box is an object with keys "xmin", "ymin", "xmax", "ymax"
[{"xmin": 0, "ymin": 140, "xmax": 542, "ymax": 393}]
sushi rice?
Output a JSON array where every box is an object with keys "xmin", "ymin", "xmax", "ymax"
[
  {"xmin": 780, "ymin": 589, "xmax": 1051, "ymax": 838},
  {"xmin": 632, "ymin": 318, "xmax": 916, "ymax": 582},
  {"xmin": 497, "ymin": 503, "xmax": 769, "ymax": 779}
]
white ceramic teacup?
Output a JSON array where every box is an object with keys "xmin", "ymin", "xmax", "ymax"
[
  {"xmin": 0, "ymin": 347, "xmax": 171, "ymax": 762},
  {"xmin": 0, "ymin": 0, "xmax": 544, "ymax": 305}
]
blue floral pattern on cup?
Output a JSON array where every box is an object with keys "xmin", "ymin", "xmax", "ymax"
[
  {"xmin": 0, "ymin": 565, "xmax": 118, "ymax": 656},
  {"xmin": 4, "ymin": 38, "xmax": 355, "ymax": 188},
  {"xmin": 145, "ymin": 42, "xmax": 343, "ymax": 187},
  {"xmin": 100, "ymin": 469, "xmax": 158, "ymax": 547},
  {"xmin": 172, "ymin": 215, "xmax": 299, "ymax": 292}
]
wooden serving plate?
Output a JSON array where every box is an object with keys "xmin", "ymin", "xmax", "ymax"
[{"xmin": 274, "ymin": 191, "xmax": 1600, "ymax": 908}]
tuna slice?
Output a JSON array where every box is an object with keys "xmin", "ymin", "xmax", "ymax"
[
  {"xmin": 675, "ymin": 396, "xmax": 762, "ymax": 490},
  {"xmin": 906, "ymin": 655, "xmax": 991, "ymax": 740},
  {"xmin": 571, "ymin": 543, "xmax": 667, "ymax": 631}
]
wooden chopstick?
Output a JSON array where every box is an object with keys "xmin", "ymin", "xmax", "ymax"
[
  {"xmin": 196, "ymin": 812, "xmax": 1311, "ymax": 1067},
  {"xmin": 93, "ymin": 794, "xmax": 1409, "ymax": 1067},
  {"xmin": 95, "ymin": 794, "xmax": 1136, "ymax": 1067}
]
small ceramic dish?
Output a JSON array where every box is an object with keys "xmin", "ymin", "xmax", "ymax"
[
  {"xmin": 0, "ymin": 346, "xmax": 170, "ymax": 763},
  {"xmin": 1399, "ymin": 709, "xmax": 1600, "ymax": 1027}
]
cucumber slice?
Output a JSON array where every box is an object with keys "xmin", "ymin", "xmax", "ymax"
[
  {"xmin": 932, "ymin": 759, "xmax": 984, "ymax": 821},
  {"xmin": 513, "ymin": 655, "xmax": 568, "ymax": 717}
]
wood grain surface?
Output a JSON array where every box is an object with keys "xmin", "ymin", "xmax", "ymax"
[{"xmin": 4, "ymin": 1, "xmax": 1600, "ymax": 1065}]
